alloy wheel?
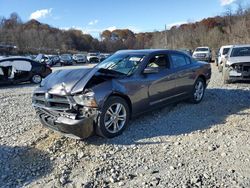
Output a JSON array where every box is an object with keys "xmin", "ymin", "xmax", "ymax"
[
  {"xmin": 194, "ymin": 81, "xmax": 204, "ymax": 101},
  {"xmin": 104, "ymin": 103, "xmax": 127, "ymax": 134}
]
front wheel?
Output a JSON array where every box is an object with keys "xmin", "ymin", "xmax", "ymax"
[
  {"xmin": 96, "ymin": 96, "xmax": 130, "ymax": 138},
  {"xmin": 31, "ymin": 74, "xmax": 42, "ymax": 84},
  {"xmin": 190, "ymin": 78, "xmax": 205, "ymax": 104}
]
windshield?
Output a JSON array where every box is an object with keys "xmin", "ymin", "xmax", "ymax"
[
  {"xmin": 88, "ymin": 53, "xmax": 99, "ymax": 56},
  {"xmin": 61, "ymin": 55, "xmax": 71, "ymax": 60},
  {"xmin": 97, "ymin": 53, "xmax": 144, "ymax": 76},
  {"xmin": 222, "ymin": 48, "xmax": 230, "ymax": 55},
  {"xmin": 76, "ymin": 54, "xmax": 84, "ymax": 58},
  {"xmin": 230, "ymin": 47, "xmax": 250, "ymax": 57},
  {"xmin": 195, "ymin": 48, "xmax": 209, "ymax": 52}
]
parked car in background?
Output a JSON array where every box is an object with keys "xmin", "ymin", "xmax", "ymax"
[
  {"xmin": 222, "ymin": 44, "xmax": 250, "ymax": 83},
  {"xmin": 49, "ymin": 55, "xmax": 60, "ymax": 66},
  {"xmin": 35, "ymin": 54, "xmax": 53, "ymax": 66},
  {"xmin": 192, "ymin": 47, "xmax": 212, "ymax": 62},
  {"xmin": 0, "ymin": 57, "xmax": 51, "ymax": 84},
  {"xmin": 73, "ymin": 54, "xmax": 87, "ymax": 63},
  {"xmin": 87, "ymin": 52, "xmax": 100, "ymax": 63},
  {"xmin": 217, "ymin": 45, "xmax": 233, "ymax": 72},
  {"xmin": 178, "ymin": 48, "xmax": 192, "ymax": 56},
  {"xmin": 26, "ymin": 55, "xmax": 37, "ymax": 60},
  {"xmin": 99, "ymin": 53, "xmax": 111, "ymax": 62},
  {"xmin": 60, "ymin": 54, "xmax": 73, "ymax": 66},
  {"xmin": 32, "ymin": 49, "xmax": 211, "ymax": 139}
]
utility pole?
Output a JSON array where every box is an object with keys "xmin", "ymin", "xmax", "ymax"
[{"xmin": 164, "ymin": 24, "xmax": 167, "ymax": 49}]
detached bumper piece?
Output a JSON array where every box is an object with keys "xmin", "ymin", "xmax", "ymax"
[{"xmin": 36, "ymin": 108, "xmax": 94, "ymax": 139}]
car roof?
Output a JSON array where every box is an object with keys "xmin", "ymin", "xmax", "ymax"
[
  {"xmin": 220, "ymin": 45, "xmax": 233, "ymax": 49},
  {"xmin": 232, "ymin": 44, "xmax": 250, "ymax": 48},
  {"xmin": 0, "ymin": 57, "xmax": 34, "ymax": 61},
  {"xmin": 115, "ymin": 49, "xmax": 185, "ymax": 55},
  {"xmin": 195, "ymin": 46, "xmax": 209, "ymax": 49}
]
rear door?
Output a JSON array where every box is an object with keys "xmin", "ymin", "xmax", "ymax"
[
  {"xmin": 12, "ymin": 59, "xmax": 32, "ymax": 81},
  {"xmin": 169, "ymin": 52, "xmax": 197, "ymax": 95}
]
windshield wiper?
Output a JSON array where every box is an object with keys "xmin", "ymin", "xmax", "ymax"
[{"xmin": 98, "ymin": 68, "xmax": 126, "ymax": 76}]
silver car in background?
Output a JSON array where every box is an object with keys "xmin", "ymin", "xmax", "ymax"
[
  {"xmin": 73, "ymin": 54, "xmax": 87, "ymax": 63},
  {"xmin": 192, "ymin": 47, "xmax": 212, "ymax": 62}
]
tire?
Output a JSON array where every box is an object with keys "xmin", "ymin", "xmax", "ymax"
[
  {"xmin": 189, "ymin": 78, "xmax": 206, "ymax": 104},
  {"xmin": 96, "ymin": 96, "xmax": 130, "ymax": 138},
  {"xmin": 31, "ymin": 74, "xmax": 42, "ymax": 84}
]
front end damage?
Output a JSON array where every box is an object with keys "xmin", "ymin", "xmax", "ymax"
[
  {"xmin": 32, "ymin": 90, "xmax": 100, "ymax": 139},
  {"xmin": 224, "ymin": 62, "xmax": 250, "ymax": 82}
]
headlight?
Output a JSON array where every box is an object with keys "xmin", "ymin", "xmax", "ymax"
[
  {"xmin": 225, "ymin": 61, "xmax": 231, "ymax": 67},
  {"xmin": 73, "ymin": 91, "xmax": 97, "ymax": 107}
]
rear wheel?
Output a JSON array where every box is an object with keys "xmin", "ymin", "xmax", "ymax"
[
  {"xmin": 31, "ymin": 74, "xmax": 42, "ymax": 84},
  {"xmin": 96, "ymin": 96, "xmax": 130, "ymax": 138},
  {"xmin": 190, "ymin": 78, "xmax": 205, "ymax": 104}
]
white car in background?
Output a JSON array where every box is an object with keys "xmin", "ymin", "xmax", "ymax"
[
  {"xmin": 87, "ymin": 52, "xmax": 100, "ymax": 63},
  {"xmin": 222, "ymin": 44, "xmax": 250, "ymax": 83},
  {"xmin": 73, "ymin": 54, "xmax": 87, "ymax": 63},
  {"xmin": 217, "ymin": 45, "xmax": 233, "ymax": 72},
  {"xmin": 192, "ymin": 47, "xmax": 212, "ymax": 62}
]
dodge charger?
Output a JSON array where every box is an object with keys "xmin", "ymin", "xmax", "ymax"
[{"xmin": 32, "ymin": 49, "xmax": 211, "ymax": 139}]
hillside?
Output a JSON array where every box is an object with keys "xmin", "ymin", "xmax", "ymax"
[{"xmin": 0, "ymin": 7, "xmax": 249, "ymax": 54}]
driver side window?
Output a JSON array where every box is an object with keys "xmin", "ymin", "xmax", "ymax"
[{"xmin": 147, "ymin": 54, "xmax": 170, "ymax": 70}]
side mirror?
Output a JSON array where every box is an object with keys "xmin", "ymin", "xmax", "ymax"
[
  {"xmin": 143, "ymin": 66, "xmax": 159, "ymax": 74},
  {"xmin": 225, "ymin": 54, "xmax": 228, "ymax": 59}
]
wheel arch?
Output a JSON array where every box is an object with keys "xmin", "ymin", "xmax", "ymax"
[
  {"xmin": 107, "ymin": 92, "xmax": 132, "ymax": 118},
  {"xmin": 197, "ymin": 74, "xmax": 206, "ymax": 87}
]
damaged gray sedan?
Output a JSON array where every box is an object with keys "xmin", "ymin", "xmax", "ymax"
[{"xmin": 32, "ymin": 49, "xmax": 211, "ymax": 139}]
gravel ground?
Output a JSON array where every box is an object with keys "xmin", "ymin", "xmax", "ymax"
[{"xmin": 0, "ymin": 64, "xmax": 249, "ymax": 188}]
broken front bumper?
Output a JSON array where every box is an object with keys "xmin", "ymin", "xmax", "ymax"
[
  {"xmin": 227, "ymin": 64, "xmax": 250, "ymax": 81},
  {"xmin": 35, "ymin": 108, "xmax": 94, "ymax": 139}
]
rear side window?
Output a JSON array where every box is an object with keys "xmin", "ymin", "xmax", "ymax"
[{"xmin": 170, "ymin": 54, "xmax": 190, "ymax": 68}]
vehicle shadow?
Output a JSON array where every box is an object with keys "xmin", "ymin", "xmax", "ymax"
[
  {"xmin": 86, "ymin": 88, "xmax": 250, "ymax": 146},
  {"xmin": 0, "ymin": 145, "xmax": 53, "ymax": 187}
]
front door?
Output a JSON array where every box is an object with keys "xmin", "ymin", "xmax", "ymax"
[{"xmin": 144, "ymin": 54, "xmax": 177, "ymax": 106}]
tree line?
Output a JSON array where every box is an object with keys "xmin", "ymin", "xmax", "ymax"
[{"xmin": 0, "ymin": 6, "xmax": 249, "ymax": 55}]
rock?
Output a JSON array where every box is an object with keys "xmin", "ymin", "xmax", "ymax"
[
  {"xmin": 169, "ymin": 166, "xmax": 175, "ymax": 170},
  {"xmin": 221, "ymin": 152, "xmax": 227, "ymax": 157},
  {"xmin": 109, "ymin": 177, "xmax": 116, "ymax": 183},
  {"xmin": 78, "ymin": 151, "xmax": 84, "ymax": 159},
  {"xmin": 59, "ymin": 175, "xmax": 68, "ymax": 185},
  {"xmin": 118, "ymin": 181, "xmax": 125, "ymax": 186}
]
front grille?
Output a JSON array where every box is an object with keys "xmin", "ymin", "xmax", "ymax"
[
  {"xmin": 33, "ymin": 93, "xmax": 71, "ymax": 111},
  {"xmin": 196, "ymin": 53, "xmax": 206, "ymax": 57},
  {"xmin": 233, "ymin": 63, "xmax": 250, "ymax": 72}
]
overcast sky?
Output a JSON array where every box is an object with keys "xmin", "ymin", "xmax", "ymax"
[{"xmin": 0, "ymin": 0, "xmax": 247, "ymax": 38}]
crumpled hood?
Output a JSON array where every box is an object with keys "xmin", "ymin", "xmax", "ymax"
[
  {"xmin": 36, "ymin": 68, "xmax": 98, "ymax": 95},
  {"xmin": 227, "ymin": 56, "xmax": 250, "ymax": 65}
]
